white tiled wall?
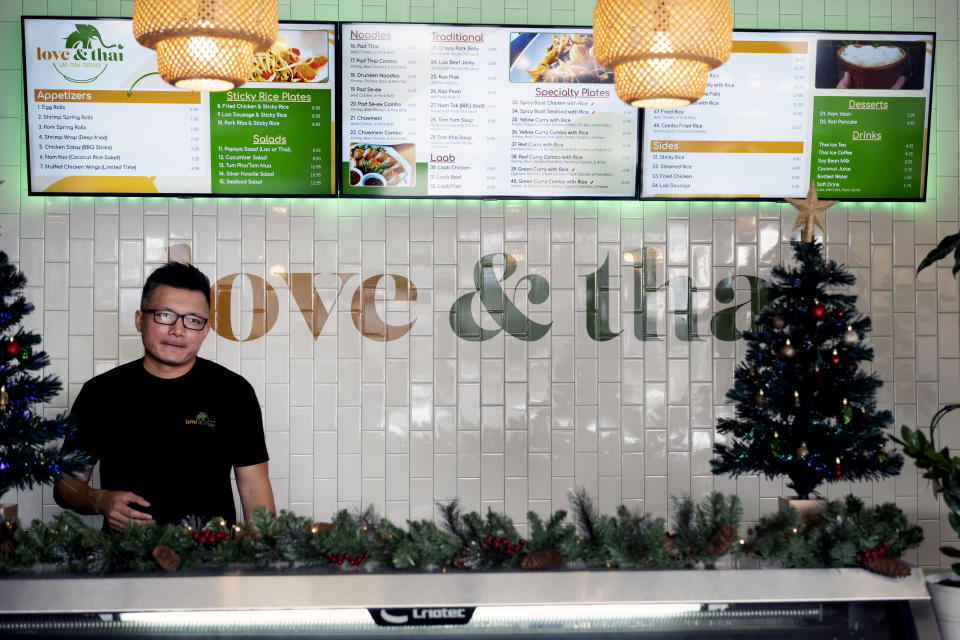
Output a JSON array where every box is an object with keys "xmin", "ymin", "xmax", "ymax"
[{"xmin": 1, "ymin": 0, "xmax": 959, "ymax": 571}]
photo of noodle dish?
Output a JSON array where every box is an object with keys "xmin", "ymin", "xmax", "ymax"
[
  {"xmin": 509, "ymin": 32, "xmax": 612, "ymax": 84},
  {"xmin": 348, "ymin": 144, "xmax": 413, "ymax": 187},
  {"xmin": 250, "ymin": 36, "xmax": 329, "ymax": 83}
]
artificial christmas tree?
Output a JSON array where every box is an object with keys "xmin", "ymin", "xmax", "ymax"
[
  {"xmin": 0, "ymin": 251, "xmax": 86, "ymax": 512},
  {"xmin": 711, "ymin": 241, "xmax": 902, "ymax": 500}
]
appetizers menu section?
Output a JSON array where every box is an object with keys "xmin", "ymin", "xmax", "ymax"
[
  {"xmin": 23, "ymin": 18, "xmax": 336, "ymax": 196},
  {"xmin": 340, "ymin": 23, "xmax": 639, "ymax": 198},
  {"xmin": 641, "ymin": 31, "xmax": 933, "ymax": 200}
]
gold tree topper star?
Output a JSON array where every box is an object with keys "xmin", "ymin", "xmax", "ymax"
[{"xmin": 785, "ymin": 181, "xmax": 838, "ymax": 243}]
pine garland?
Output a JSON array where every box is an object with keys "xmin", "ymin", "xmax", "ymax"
[{"xmin": 0, "ymin": 492, "xmax": 922, "ymax": 575}]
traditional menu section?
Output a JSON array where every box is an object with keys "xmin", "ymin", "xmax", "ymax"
[
  {"xmin": 641, "ymin": 31, "xmax": 934, "ymax": 201},
  {"xmin": 23, "ymin": 18, "xmax": 336, "ymax": 196},
  {"xmin": 341, "ymin": 23, "xmax": 639, "ymax": 199}
]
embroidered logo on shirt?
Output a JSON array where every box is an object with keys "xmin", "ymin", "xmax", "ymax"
[{"xmin": 185, "ymin": 412, "xmax": 216, "ymax": 428}]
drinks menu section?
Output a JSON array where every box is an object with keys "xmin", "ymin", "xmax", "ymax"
[
  {"xmin": 641, "ymin": 31, "xmax": 933, "ymax": 200},
  {"xmin": 341, "ymin": 24, "xmax": 639, "ymax": 198},
  {"xmin": 23, "ymin": 18, "xmax": 336, "ymax": 196}
]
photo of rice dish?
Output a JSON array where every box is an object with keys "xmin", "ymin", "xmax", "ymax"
[
  {"xmin": 348, "ymin": 144, "xmax": 410, "ymax": 187},
  {"xmin": 251, "ymin": 37, "xmax": 328, "ymax": 82},
  {"xmin": 838, "ymin": 44, "xmax": 905, "ymax": 67},
  {"xmin": 524, "ymin": 33, "xmax": 612, "ymax": 84}
]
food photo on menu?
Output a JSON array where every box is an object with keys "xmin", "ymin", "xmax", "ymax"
[
  {"xmin": 508, "ymin": 32, "xmax": 613, "ymax": 83},
  {"xmin": 347, "ymin": 143, "xmax": 415, "ymax": 187},
  {"xmin": 814, "ymin": 39, "xmax": 927, "ymax": 90},
  {"xmin": 250, "ymin": 30, "xmax": 330, "ymax": 83}
]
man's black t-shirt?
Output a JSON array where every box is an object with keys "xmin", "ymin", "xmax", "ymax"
[{"xmin": 65, "ymin": 357, "xmax": 269, "ymax": 527}]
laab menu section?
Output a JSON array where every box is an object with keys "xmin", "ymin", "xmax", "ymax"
[
  {"xmin": 340, "ymin": 23, "xmax": 640, "ymax": 199},
  {"xmin": 23, "ymin": 18, "xmax": 336, "ymax": 196},
  {"xmin": 641, "ymin": 31, "xmax": 933, "ymax": 200}
]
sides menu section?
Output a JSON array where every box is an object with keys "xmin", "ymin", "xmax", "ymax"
[
  {"xmin": 641, "ymin": 31, "xmax": 933, "ymax": 200},
  {"xmin": 340, "ymin": 23, "xmax": 639, "ymax": 198}
]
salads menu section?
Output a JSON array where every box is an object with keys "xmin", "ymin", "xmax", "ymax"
[
  {"xmin": 641, "ymin": 31, "xmax": 934, "ymax": 200},
  {"xmin": 23, "ymin": 18, "xmax": 336, "ymax": 196},
  {"xmin": 340, "ymin": 23, "xmax": 639, "ymax": 198}
]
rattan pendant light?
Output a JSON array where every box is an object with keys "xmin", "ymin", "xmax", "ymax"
[
  {"xmin": 593, "ymin": 0, "xmax": 733, "ymax": 108},
  {"xmin": 133, "ymin": 0, "xmax": 278, "ymax": 92}
]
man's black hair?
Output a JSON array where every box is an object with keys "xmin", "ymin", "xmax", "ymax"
[{"xmin": 141, "ymin": 262, "xmax": 211, "ymax": 309}]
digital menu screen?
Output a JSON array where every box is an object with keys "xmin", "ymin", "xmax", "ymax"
[
  {"xmin": 640, "ymin": 31, "xmax": 934, "ymax": 201},
  {"xmin": 22, "ymin": 17, "xmax": 337, "ymax": 196},
  {"xmin": 340, "ymin": 23, "xmax": 640, "ymax": 199}
]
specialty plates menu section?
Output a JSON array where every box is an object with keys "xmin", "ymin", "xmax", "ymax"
[
  {"xmin": 641, "ymin": 31, "xmax": 933, "ymax": 200},
  {"xmin": 340, "ymin": 23, "xmax": 640, "ymax": 198},
  {"xmin": 23, "ymin": 17, "xmax": 336, "ymax": 196}
]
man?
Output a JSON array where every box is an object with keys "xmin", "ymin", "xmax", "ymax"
[{"xmin": 54, "ymin": 262, "xmax": 275, "ymax": 531}]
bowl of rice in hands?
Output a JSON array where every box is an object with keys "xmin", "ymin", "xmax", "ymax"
[{"xmin": 837, "ymin": 44, "xmax": 907, "ymax": 89}]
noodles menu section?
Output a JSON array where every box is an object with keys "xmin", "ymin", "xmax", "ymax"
[
  {"xmin": 340, "ymin": 23, "xmax": 639, "ymax": 198},
  {"xmin": 23, "ymin": 18, "xmax": 336, "ymax": 196}
]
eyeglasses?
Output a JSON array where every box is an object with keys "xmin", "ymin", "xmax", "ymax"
[{"xmin": 142, "ymin": 309, "xmax": 209, "ymax": 331}]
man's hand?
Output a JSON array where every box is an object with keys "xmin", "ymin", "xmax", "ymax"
[{"xmin": 92, "ymin": 491, "xmax": 152, "ymax": 532}]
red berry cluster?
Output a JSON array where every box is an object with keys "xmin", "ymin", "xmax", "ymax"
[
  {"xmin": 856, "ymin": 540, "xmax": 890, "ymax": 565},
  {"xmin": 192, "ymin": 529, "xmax": 230, "ymax": 546},
  {"xmin": 482, "ymin": 534, "xmax": 526, "ymax": 556},
  {"xmin": 326, "ymin": 551, "xmax": 367, "ymax": 567}
]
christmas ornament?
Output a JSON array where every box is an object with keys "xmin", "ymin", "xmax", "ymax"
[
  {"xmin": 152, "ymin": 545, "xmax": 181, "ymax": 572},
  {"xmin": 835, "ymin": 457, "xmax": 842, "ymax": 478},
  {"xmin": 18, "ymin": 346, "xmax": 31, "ymax": 361},
  {"xmin": 811, "ymin": 301, "xmax": 826, "ymax": 319},
  {"xmin": 840, "ymin": 399, "xmax": 854, "ymax": 425},
  {"xmin": 797, "ymin": 442, "xmax": 809, "ymax": 459},
  {"xmin": 793, "ymin": 390, "xmax": 800, "ymax": 407},
  {"xmin": 848, "ymin": 362, "xmax": 858, "ymax": 372},
  {"xmin": 771, "ymin": 432, "xmax": 781, "ymax": 455},
  {"xmin": 785, "ymin": 181, "xmax": 838, "ymax": 243},
  {"xmin": 4, "ymin": 339, "xmax": 20, "ymax": 359},
  {"xmin": 780, "ymin": 339, "xmax": 796, "ymax": 358},
  {"xmin": 843, "ymin": 325, "xmax": 859, "ymax": 345},
  {"xmin": 0, "ymin": 385, "xmax": 7, "ymax": 410},
  {"xmin": 771, "ymin": 316, "xmax": 785, "ymax": 330}
]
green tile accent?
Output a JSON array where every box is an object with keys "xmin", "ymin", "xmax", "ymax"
[
  {"xmin": 0, "ymin": 3, "xmax": 22, "ymax": 19},
  {"xmin": 936, "ymin": 0, "xmax": 958, "ymax": 40},
  {"xmin": 480, "ymin": 0, "xmax": 505, "ymax": 23},
  {"xmin": 339, "ymin": 0, "xmax": 363, "ymax": 20},
  {"xmin": 551, "ymin": 8, "xmax": 574, "ymax": 23},
  {"xmin": 780, "ymin": 0, "xmax": 802, "ymax": 13},
  {"xmin": 756, "ymin": 0, "xmax": 780, "ymax": 28},
  {"xmin": 824, "ymin": 15, "xmax": 847, "ymax": 29},
  {"xmin": 291, "ymin": 0, "xmax": 315, "ymax": 20},
  {"xmin": 386, "ymin": 1, "xmax": 410, "ymax": 21},
  {"xmin": 867, "ymin": 16, "xmax": 891, "ymax": 29},
  {"xmin": 0, "ymin": 71, "xmax": 22, "ymax": 118},
  {"xmin": 913, "ymin": 17, "xmax": 935, "ymax": 30},
  {"xmin": 734, "ymin": 0, "xmax": 758, "ymax": 13},
  {"xmin": 72, "ymin": 0, "xmax": 96, "ymax": 14},
  {"xmin": 458, "ymin": 8, "xmax": 482, "ymax": 22},
  {"xmin": 937, "ymin": 132, "xmax": 958, "ymax": 176},
  {"xmin": 119, "ymin": 0, "xmax": 132, "ymax": 17},
  {"xmin": 504, "ymin": 8, "xmax": 526, "ymax": 22},
  {"xmin": 0, "ymin": 22, "xmax": 21, "ymax": 69},
  {"xmin": 778, "ymin": 14, "xmax": 801, "ymax": 28},
  {"xmin": 890, "ymin": 0, "xmax": 913, "ymax": 28},
  {"xmin": 96, "ymin": 0, "xmax": 121, "ymax": 16},
  {"xmin": 734, "ymin": 13, "xmax": 758, "ymax": 28},
  {"xmin": 527, "ymin": 0, "xmax": 550, "ymax": 21},
  {"xmin": 47, "ymin": 0, "xmax": 70, "ymax": 14},
  {"xmin": 801, "ymin": 0, "xmax": 824, "ymax": 28},
  {"xmin": 434, "ymin": 2, "xmax": 457, "ymax": 21},
  {"xmin": 574, "ymin": 0, "xmax": 593, "ymax": 25},
  {"xmin": 869, "ymin": 0, "xmax": 891, "ymax": 17},
  {"xmin": 362, "ymin": 5, "xmax": 387, "ymax": 20},
  {"xmin": 937, "ymin": 86, "xmax": 959, "ymax": 132},
  {"xmin": 411, "ymin": 6, "xmax": 434, "ymax": 20},
  {"xmin": 278, "ymin": 4, "xmax": 291, "ymax": 19},
  {"xmin": 845, "ymin": 0, "xmax": 869, "ymax": 29}
]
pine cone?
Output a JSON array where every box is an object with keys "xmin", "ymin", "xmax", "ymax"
[
  {"xmin": 0, "ymin": 538, "xmax": 14, "ymax": 557},
  {"xmin": 152, "ymin": 545, "xmax": 182, "ymax": 572},
  {"xmin": 664, "ymin": 532, "xmax": 676, "ymax": 555},
  {"xmin": 706, "ymin": 525, "xmax": 738, "ymax": 556},
  {"xmin": 865, "ymin": 557, "xmax": 912, "ymax": 578},
  {"xmin": 520, "ymin": 548, "xmax": 564, "ymax": 571},
  {"xmin": 452, "ymin": 554, "xmax": 469, "ymax": 570}
]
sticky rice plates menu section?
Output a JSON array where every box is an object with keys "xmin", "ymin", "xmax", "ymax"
[
  {"xmin": 22, "ymin": 17, "xmax": 336, "ymax": 196},
  {"xmin": 641, "ymin": 31, "xmax": 934, "ymax": 200},
  {"xmin": 340, "ymin": 23, "xmax": 640, "ymax": 198}
]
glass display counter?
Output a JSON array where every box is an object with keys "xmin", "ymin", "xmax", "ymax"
[{"xmin": 0, "ymin": 568, "xmax": 938, "ymax": 638}]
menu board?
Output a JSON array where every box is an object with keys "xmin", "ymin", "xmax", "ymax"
[
  {"xmin": 641, "ymin": 31, "xmax": 934, "ymax": 201},
  {"xmin": 22, "ymin": 17, "xmax": 337, "ymax": 196},
  {"xmin": 340, "ymin": 23, "xmax": 640, "ymax": 199}
]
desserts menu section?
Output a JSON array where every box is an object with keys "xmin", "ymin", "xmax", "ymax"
[
  {"xmin": 23, "ymin": 18, "xmax": 336, "ymax": 196},
  {"xmin": 340, "ymin": 23, "xmax": 639, "ymax": 198},
  {"xmin": 641, "ymin": 31, "xmax": 933, "ymax": 200}
]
